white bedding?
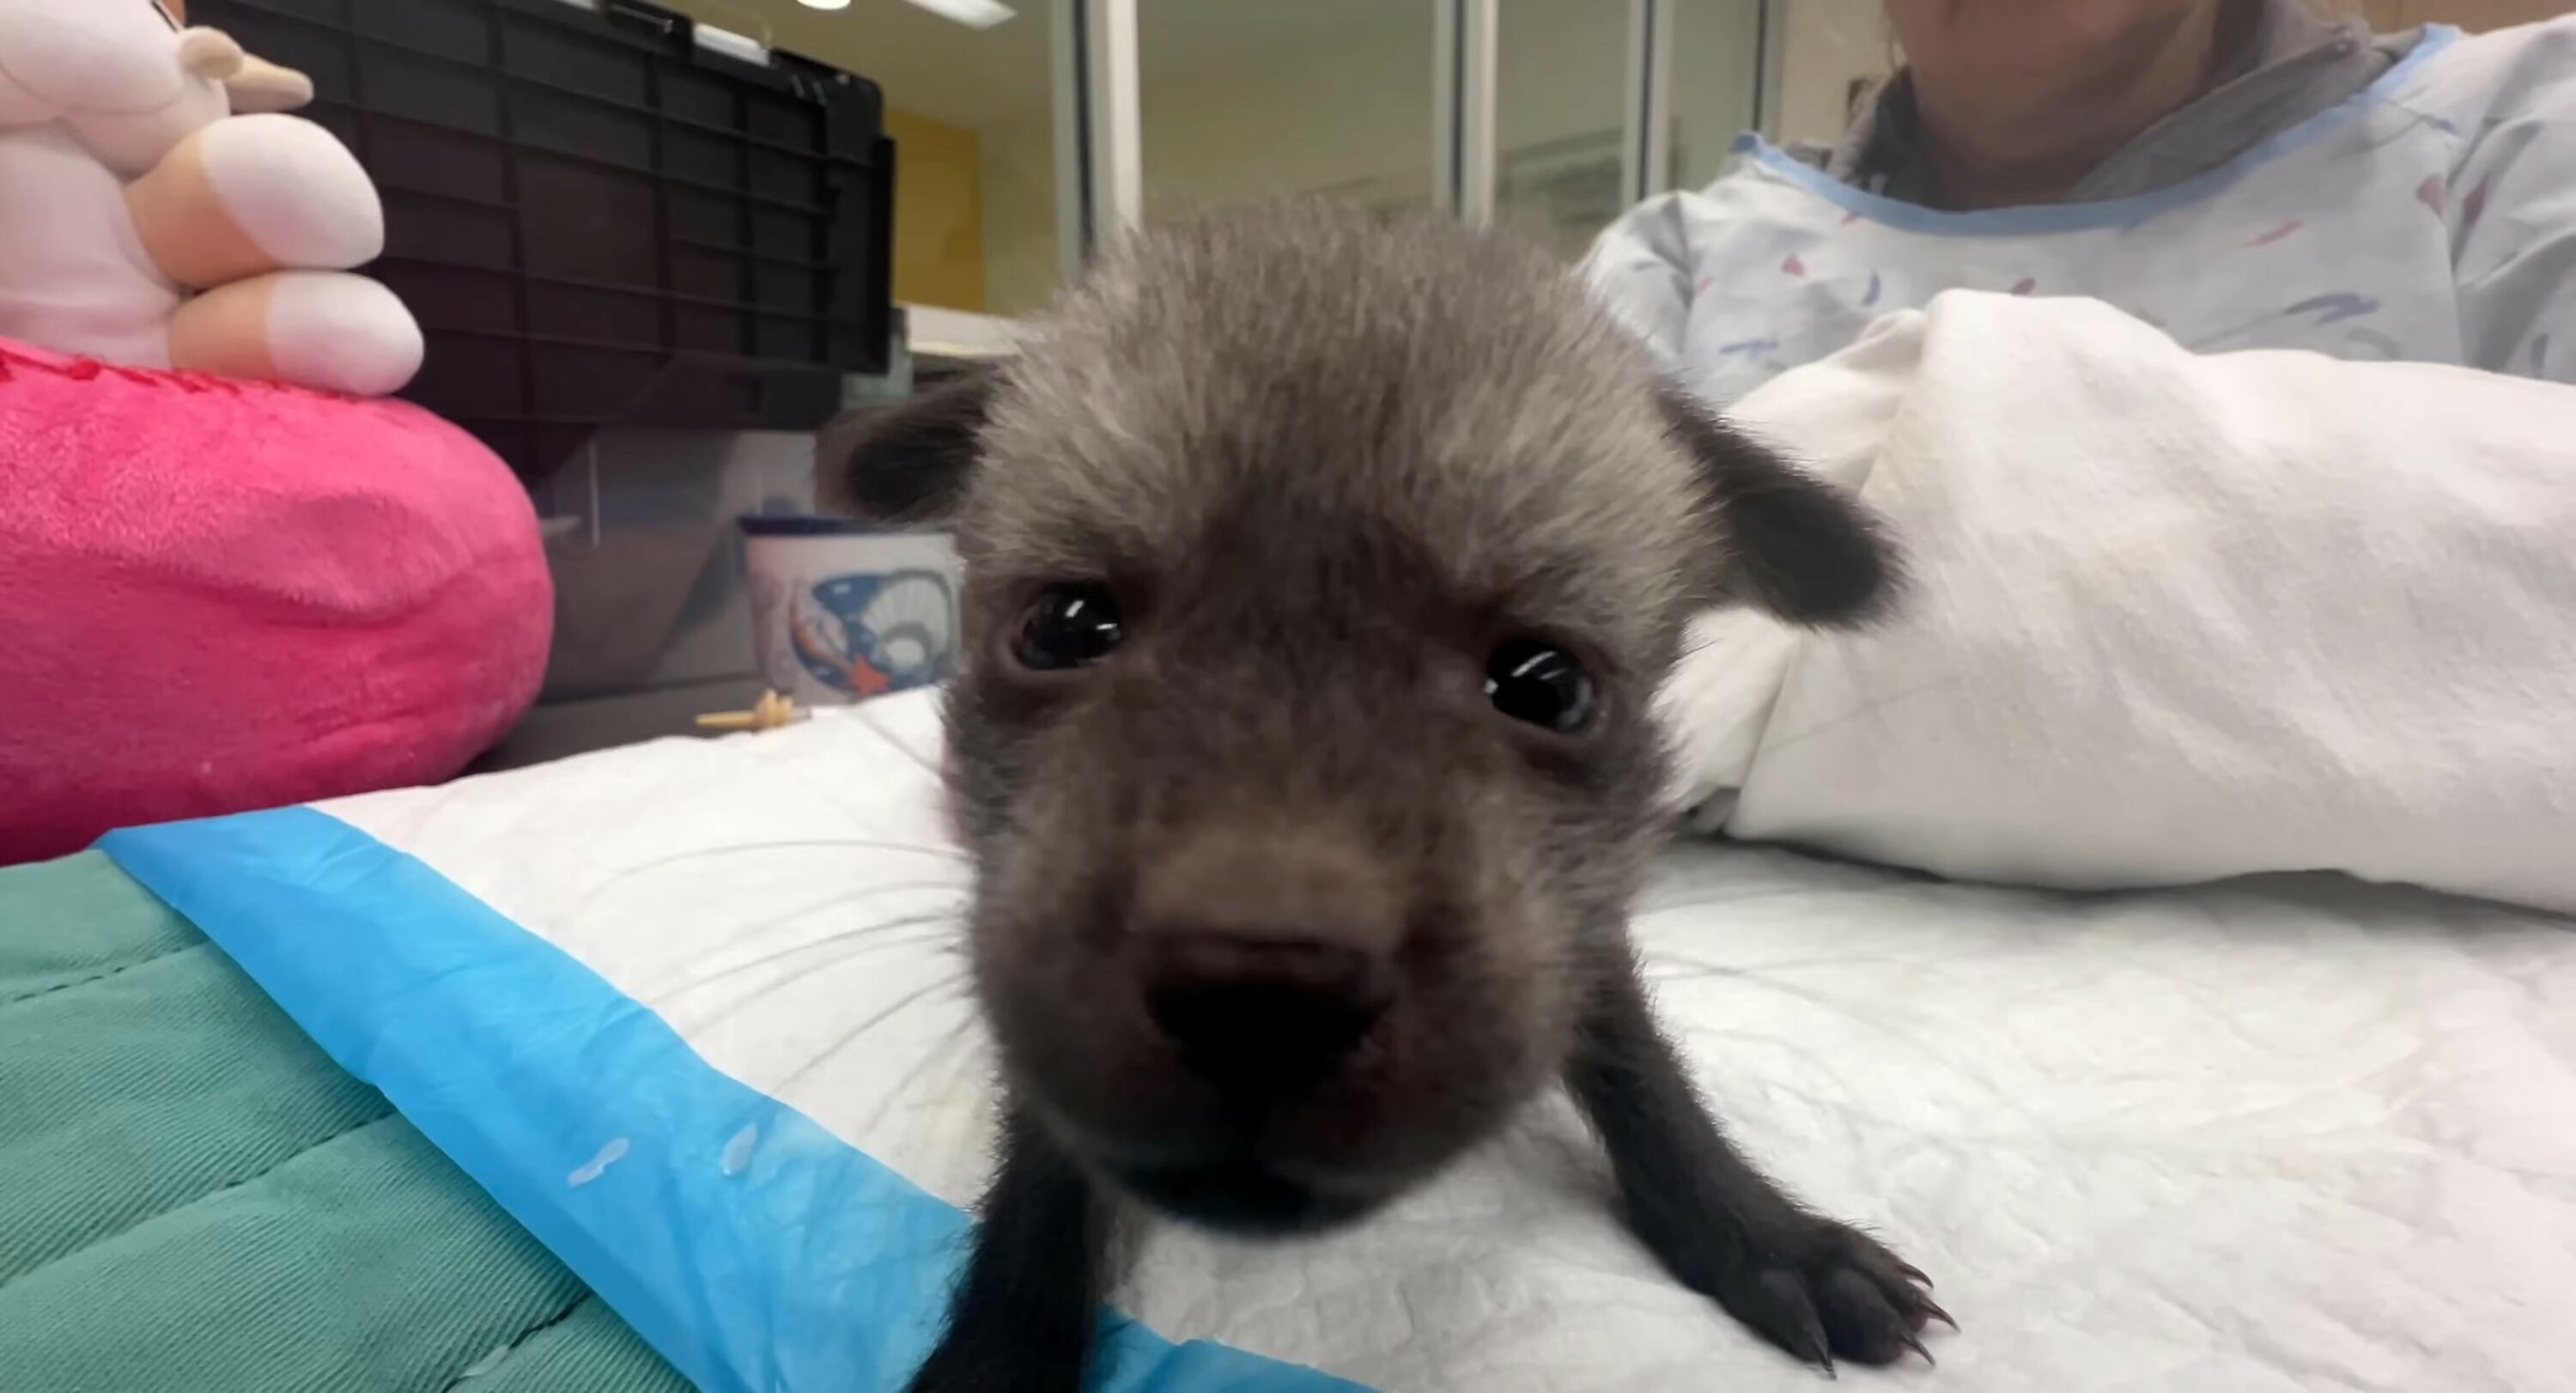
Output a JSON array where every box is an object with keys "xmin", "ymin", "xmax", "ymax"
[
  {"xmin": 1665, "ymin": 292, "xmax": 2576, "ymax": 916},
  {"xmin": 322, "ymin": 694, "xmax": 2576, "ymax": 1392}
]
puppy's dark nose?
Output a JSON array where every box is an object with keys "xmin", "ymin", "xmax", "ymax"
[
  {"xmin": 1133, "ymin": 825, "xmax": 1400, "ymax": 1092},
  {"xmin": 1144, "ymin": 934, "xmax": 1392, "ymax": 1087}
]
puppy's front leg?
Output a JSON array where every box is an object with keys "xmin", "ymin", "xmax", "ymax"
[
  {"xmin": 1565, "ymin": 952, "xmax": 1949, "ymax": 1372},
  {"xmin": 906, "ymin": 1105, "xmax": 1115, "ymax": 1393}
]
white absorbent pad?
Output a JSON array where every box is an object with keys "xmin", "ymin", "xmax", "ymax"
[
  {"xmin": 1662, "ymin": 291, "xmax": 2576, "ymax": 916},
  {"xmin": 99, "ymin": 693, "xmax": 2576, "ymax": 1391}
]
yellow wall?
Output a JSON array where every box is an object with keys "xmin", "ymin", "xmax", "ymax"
[{"xmin": 884, "ymin": 107, "xmax": 987, "ymax": 313}]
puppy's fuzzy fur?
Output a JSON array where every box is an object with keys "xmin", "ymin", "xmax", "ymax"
[{"xmin": 825, "ymin": 202, "xmax": 1941, "ymax": 1391}]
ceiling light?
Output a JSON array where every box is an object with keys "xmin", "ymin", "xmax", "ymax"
[
  {"xmin": 796, "ymin": 0, "xmax": 851, "ymax": 9},
  {"xmin": 902, "ymin": 0, "xmax": 1016, "ymax": 27}
]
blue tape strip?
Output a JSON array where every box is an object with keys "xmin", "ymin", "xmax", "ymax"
[{"xmin": 100, "ymin": 806, "xmax": 1364, "ymax": 1393}]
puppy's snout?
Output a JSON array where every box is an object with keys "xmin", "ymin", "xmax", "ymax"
[
  {"xmin": 1133, "ymin": 826, "xmax": 1401, "ymax": 1092},
  {"xmin": 1144, "ymin": 935, "xmax": 1390, "ymax": 1086}
]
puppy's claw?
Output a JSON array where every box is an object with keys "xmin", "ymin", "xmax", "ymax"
[
  {"xmin": 1749, "ymin": 1265, "xmax": 1839, "ymax": 1372},
  {"xmin": 1904, "ymin": 1333, "xmax": 1936, "ymax": 1367},
  {"xmin": 1921, "ymin": 1298, "xmax": 1960, "ymax": 1334},
  {"xmin": 1897, "ymin": 1260, "xmax": 1932, "ymax": 1287}
]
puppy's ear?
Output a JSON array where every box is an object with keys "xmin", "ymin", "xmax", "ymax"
[
  {"xmin": 1657, "ymin": 383, "xmax": 1897, "ymax": 627},
  {"xmin": 817, "ymin": 364, "xmax": 999, "ymax": 526}
]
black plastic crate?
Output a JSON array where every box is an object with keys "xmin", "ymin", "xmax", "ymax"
[{"xmin": 191, "ymin": 0, "xmax": 895, "ymax": 478}]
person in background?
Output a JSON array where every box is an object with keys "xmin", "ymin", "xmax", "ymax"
[{"xmin": 1585, "ymin": 0, "xmax": 2576, "ymax": 405}]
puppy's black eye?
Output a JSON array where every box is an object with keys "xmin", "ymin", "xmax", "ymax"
[
  {"xmin": 1485, "ymin": 640, "xmax": 1595, "ymax": 733},
  {"xmin": 1014, "ymin": 585, "xmax": 1124, "ymax": 672}
]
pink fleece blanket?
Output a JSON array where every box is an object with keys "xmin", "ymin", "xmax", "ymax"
[{"xmin": 0, "ymin": 338, "xmax": 550, "ymax": 864}]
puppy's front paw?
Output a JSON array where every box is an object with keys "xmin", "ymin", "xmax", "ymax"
[
  {"xmin": 903, "ymin": 1334, "xmax": 1084, "ymax": 1393},
  {"xmin": 1705, "ymin": 1218, "xmax": 1951, "ymax": 1373}
]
